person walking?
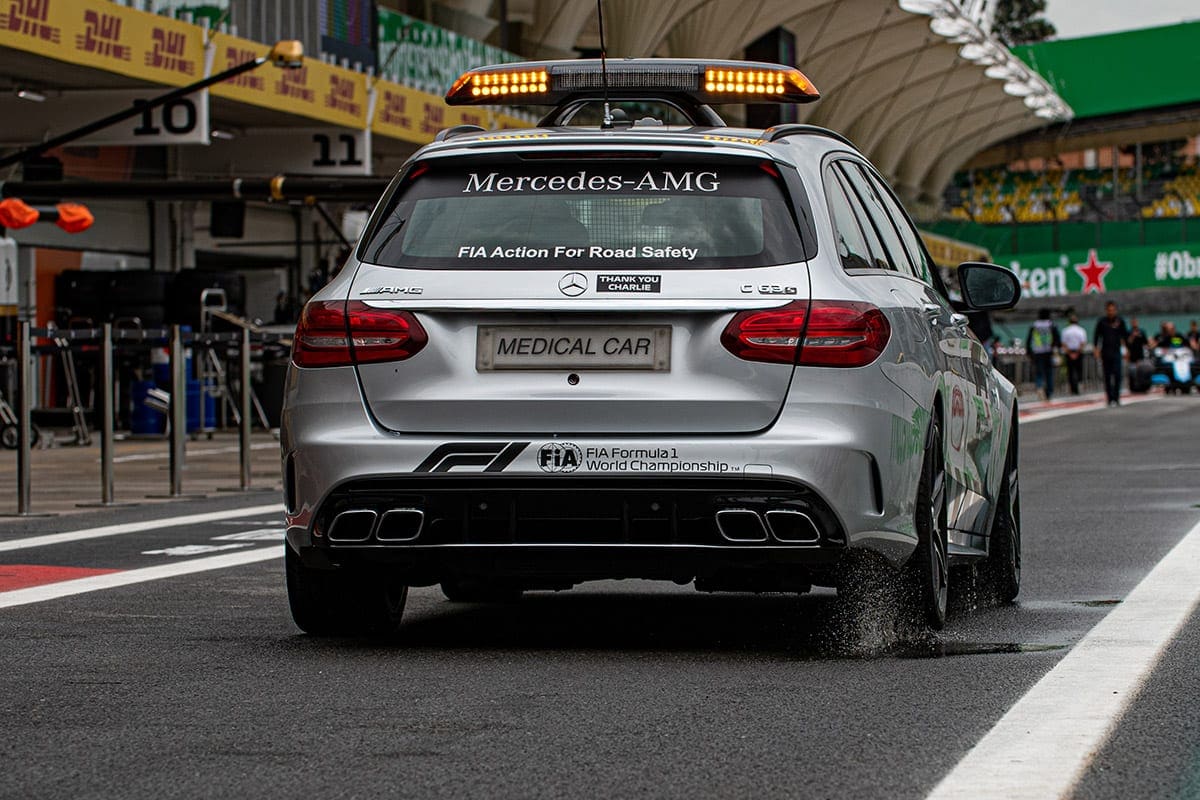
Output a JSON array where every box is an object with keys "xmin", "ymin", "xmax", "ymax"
[
  {"xmin": 1093, "ymin": 300, "xmax": 1129, "ymax": 406},
  {"xmin": 1127, "ymin": 317, "xmax": 1149, "ymax": 361},
  {"xmin": 1060, "ymin": 313, "xmax": 1088, "ymax": 395},
  {"xmin": 1127, "ymin": 317, "xmax": 1151, "ymax": 392},
  {"xmin": 1027, "ymin": 308, "xmax": 1060, "ymax": 401}
]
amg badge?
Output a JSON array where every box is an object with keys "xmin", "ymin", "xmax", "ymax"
[{"xmin": 360, "ymin": 286, "xmax": 424, "ymax": 295}]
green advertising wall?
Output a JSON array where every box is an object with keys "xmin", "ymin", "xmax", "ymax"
[
  {"xmin": 1003, "ymin": 242, "xmax": 1200, "ymax": 299},
  {"xmin": 927, "ymin": 219, "xmax": 1200, "ymax": 260}
]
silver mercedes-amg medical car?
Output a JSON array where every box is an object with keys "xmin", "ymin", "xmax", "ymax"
[{"xmin": 281, "ymin": 58, "xmax": 1022, "ymax": 635}]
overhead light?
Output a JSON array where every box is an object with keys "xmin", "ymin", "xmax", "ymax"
[
  {"xmin": 960, "ymin": 41, "xmax": 1001, "ymax": 64},
  {"xmin": 210, "ymin": 129, "xmax": 236, "ymax": 140},
  {"xmin": 930, "ymin": 15, "xmax": 973, "ymax": 38},
  {"xmin": 898, "ymin": 0, "xmax": 952, "ymax": 14},
  {"xmin": 985, "ymin": 61, "xmax": 1023, "ymax": 81},
  {"xmin": 16, "ymin": 89, "xmax": 45, "ymax": 103},
  {"xmin": 1003, "ymin": 80, "xmax": 1035, "ymax": 97}
]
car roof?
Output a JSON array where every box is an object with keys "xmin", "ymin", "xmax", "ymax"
[{"xmin": 412, "ymin": 124, "xmax": 862, "ymax": 168}]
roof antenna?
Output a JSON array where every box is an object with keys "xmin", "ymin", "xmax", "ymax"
[{"xmin": 597, "ymin": 0, "xmax": 613, "ymax": 129}]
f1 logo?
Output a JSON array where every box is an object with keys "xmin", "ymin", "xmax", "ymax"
[{"xmin": 414, "ymin": 442, "xmax": 528, "ymax": 473}]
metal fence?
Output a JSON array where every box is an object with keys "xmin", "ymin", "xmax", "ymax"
[{"xmin": 4, "ymin": 321, "xmax": 287, "ymax": 516}]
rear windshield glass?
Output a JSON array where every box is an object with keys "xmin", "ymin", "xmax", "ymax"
[{"xmin": 359, "ymin": 161, "xmax": 806, "ymax": 269}]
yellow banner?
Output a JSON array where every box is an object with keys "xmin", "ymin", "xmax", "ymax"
[
  {"xmin": 207, "ymin": 32, "xmax": 368, "ymax": 129},
  {"xmin": 0, "ymin": 1, "xmax": 526, "ymax": 141},
  {"xmin": 920, "ymin": 230, "xmax": 992, "ymax": 268},
  {"xmin": 0, "ymin": 0, "xmax": 205, "ymax": 86},
  {"xmin": 371, "ymin": 79, "xmax": 526, "ymax": 144}
]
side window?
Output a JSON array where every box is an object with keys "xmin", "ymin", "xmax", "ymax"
[
  {"xmin": 869, "ymin": 170, "xmax": 935, "ymax": 284},
  {"xmin": 824, "ymin": 166, "xmax": 875, "ymax": 270},
  {"xmin": 839, "ymin": 162, "xmax": 917, "ymax": 277}
]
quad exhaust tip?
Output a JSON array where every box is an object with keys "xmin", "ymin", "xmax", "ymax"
[
  {"xmin": 715, "ymin": 508, "xmax": 822, "ymax": 544},
  {"xmin": 326, "ymin": 508, "xmax": 425, "ymax": 543},
  {"xmin": 764, "ymin": 509, "xmax": 820, "ymax": 544},
  {"xmin": 715, "ymin": 509, "xmax": 768, "ymax": 543},
  {"xmin": 327, "ymin": 509, "xmax": 378, "ymax": 543},
  {"xmin": 377, "ymin": 508, "xmax": 425, "ymax": 542}
]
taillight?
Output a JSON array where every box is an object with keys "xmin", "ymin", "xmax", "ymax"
[
  {"xmin": 721, "ymin": 300, "xmax": 890, "ymax": 367},
  {"xmin": 720, "ymin": 301, "xmax": 807, "ymax": 365},
  {"xmin": 292, "ymin": 300, "xmax": 427, "ymax": 368}
]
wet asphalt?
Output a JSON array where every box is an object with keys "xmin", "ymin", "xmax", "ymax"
[{"xmin": 1, "ymin": 396, "xmax": 1198, "ymax": 799}]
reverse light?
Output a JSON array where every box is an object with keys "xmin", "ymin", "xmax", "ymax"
[
  {"xmin": 293, "ymin": 300, "xmax": 427, "ymax": 368},
  {"xmin": 722, "ymin": 300, "xmax": 890, "ymax": 367}
]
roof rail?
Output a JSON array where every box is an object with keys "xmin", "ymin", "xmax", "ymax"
[
  {"xmin": 434, "ymin": 124, "xmax": 487, "ymax": 142},
  {"xmin": 762, "ymin": 124, "xmax": 858, "ymax": 149}
]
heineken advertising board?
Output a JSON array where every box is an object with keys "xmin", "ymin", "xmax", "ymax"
[
  {"xmin": 378, "ymin": 8, "xmax": 520, "ymax": 96},
  {"xmin": 1010, "ymin": 243, "xmax": 1200, "ymax": 299}
]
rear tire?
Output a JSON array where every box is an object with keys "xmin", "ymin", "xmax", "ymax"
[
  {"xmin": 980, "ymin": 427, "xmax": 1021, "ymax": 603},
  {"xmin": 285, "ymin": 546, "xmax": 407, "ymax": 636},
  {"xmin": 905, "ymin": 416, "xmax": 949, "ymax": 630}
]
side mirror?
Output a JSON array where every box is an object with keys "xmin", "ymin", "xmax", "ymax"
[{"xmin": 957, "ymin": 262, "xmax": 1021, "ymax": 310}]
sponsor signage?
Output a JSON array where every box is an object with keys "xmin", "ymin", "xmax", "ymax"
[
  {"xmin": 377, "ymin": 8, "xmax": 520, "ymax": 96},
  {"xmin": 0, "ymin": 0, "xmax": 206, "ymax": 87},
  {"xmin": 369, "ymin": 78, "xmax": 523, "ymax": 145},
  {"xmin": 0, "ymin": 0, "xmax": 526, "ymax": 148},
  {"xmin": 1011, "ymin": 244, "xmax": 1200, "ymax": 299},
  {"xmin": 208, "ymin": 32, "xmax": 369, "ymax": 129},
  {"xmin": 0, "ymin": 88, "xmax": 210, "ymax": 146}
]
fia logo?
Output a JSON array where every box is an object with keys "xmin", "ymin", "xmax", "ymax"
[{"xmin": 537, "ymin": 442, "xmax": 582, "ymax": 473}]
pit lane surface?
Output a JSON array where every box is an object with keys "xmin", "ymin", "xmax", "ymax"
[{"xmin": 1, "ymin": 397, "xmax": 1198, "ymax": 799}]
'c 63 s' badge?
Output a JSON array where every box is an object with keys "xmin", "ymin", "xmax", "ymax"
[{"xmin": 414, "ymin": 442, "xmax": 528, "ymax": 473}]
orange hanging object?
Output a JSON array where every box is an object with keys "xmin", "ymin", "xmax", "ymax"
[
  {"xmin": 54, "ymin": 203, "xmax": 94, "ymax": 233},
  {"xmin": 0, "ymin": 197, "xmax": 39, "ymax": 229}
]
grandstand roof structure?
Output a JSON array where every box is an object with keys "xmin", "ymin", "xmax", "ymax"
[
  {"xmin": 515, "ymin": 0, "xmax": 1071, "ymax": 205},
  {"xmin": 0, "ymin": 0, "xmax": 1069, "ymax": 209},
  {"xmin": 967, "ymin": 20, "xmax": 1200, "ymax": 167}
]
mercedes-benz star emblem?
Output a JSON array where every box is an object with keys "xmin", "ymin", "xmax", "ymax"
[{"xmin": 558, "ymin": 272, "xmax": 588, "ymax": 297}]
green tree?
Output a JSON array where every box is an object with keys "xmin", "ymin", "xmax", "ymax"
[{"xmin": 992, "ymin": 0, "xmax": 1057, "ymax": 46}]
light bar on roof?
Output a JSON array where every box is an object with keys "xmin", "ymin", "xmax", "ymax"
[{"xmin": 444, "ymin": 58, "xmax": 820, "ymax": 106}]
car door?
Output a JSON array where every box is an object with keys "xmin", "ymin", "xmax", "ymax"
[{"xmin": 859, "ymin": 164, "xmax": 1002, "ymax": 539}]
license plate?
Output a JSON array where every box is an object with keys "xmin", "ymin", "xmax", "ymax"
[{"xmin": 477, "ymin": 325, "xmax": 671, "ymax": 371}]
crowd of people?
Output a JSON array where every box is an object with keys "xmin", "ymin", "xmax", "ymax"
[{"xmin": 1024, "ymin": 301, "xmax": 1199, "ymax": 406}]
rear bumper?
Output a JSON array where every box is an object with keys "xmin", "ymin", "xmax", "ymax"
[
  {"xmin": 288, "ymin": 476, "xmax": 847, "ymax": 584},
  {"xmin": 282, "ymin": 366, "xmax": 929, "ymax": 574},
  {"xmin": 283, "ymin": 465, "xmax": 921, "ymax": 580}
]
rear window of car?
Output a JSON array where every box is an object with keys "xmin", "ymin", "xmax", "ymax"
[{"xmin": 359, "ymin": 160, "xmax": 807, "ymax": 269}]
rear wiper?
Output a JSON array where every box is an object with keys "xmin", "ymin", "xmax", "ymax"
[{"xmin": 369, "ymin": 217, "xmax": 406, "ymax": 262}]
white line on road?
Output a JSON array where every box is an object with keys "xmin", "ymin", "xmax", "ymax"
[
  {"xmin": 1020, "ymin": 392, "xmax": 1160, "ymax": 424},
  {"xmin": 0, "ymin": 547, "xmax": 280, "ymax": 609},
  {"xmin": 0, "ymin": 504, "xmax": 282, "ymax": 553},
  {"xmin": 926, "ymin": 516, "xmax": 1200, "ymax": 800}
]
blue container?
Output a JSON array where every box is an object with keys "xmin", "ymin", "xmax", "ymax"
[
  {"xmin": 202, "ymin": 377, "xmax": 216, "ymax": 431},
  {"xmin": 185, "ymin": 379, "xmax": 202, "ymax": 433},
  {"xmin": 131, "ymin": 379, "xmax": 165, "ymax": 435}
]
